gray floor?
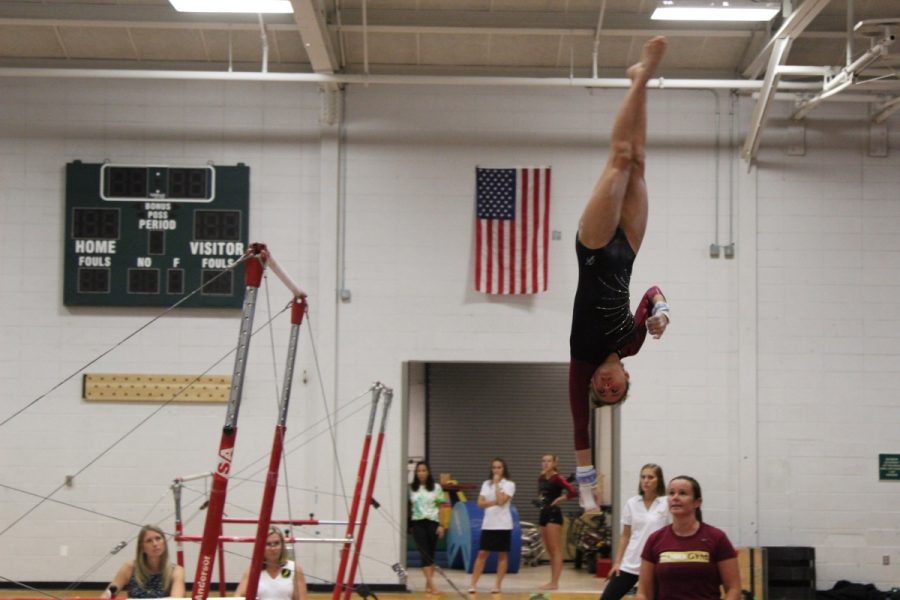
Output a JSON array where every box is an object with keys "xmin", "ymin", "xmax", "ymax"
[{"xmin": 405, "ymin": 563, "xmax": 609, "ymax": 595}]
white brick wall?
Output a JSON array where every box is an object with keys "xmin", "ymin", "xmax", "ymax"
[
  {"xmin": 753, "ymin": 100, "xmax": 900, "ymax": 589},
  {"xmin": 1, "ymin": 78, "xmax": 899, "ymax": 591}
]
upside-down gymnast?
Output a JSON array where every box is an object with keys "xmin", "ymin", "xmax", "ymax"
[{"xmin": 570, "ymin": 36, "xmax": 671, "ymax": 512}]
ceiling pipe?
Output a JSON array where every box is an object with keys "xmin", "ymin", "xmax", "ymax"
[
  {"xmin": 591, "ymin": 0, "xmax": 607, "ymax": 79},
  {"xmin": 257, "ymin": 14, "xmax": 269, "ymax": 74},
  {"xmin": 742, "ymin": 36, "xmax": 793, "ymax": 161},
  {"xmin": 743, "ymin": 0, "xmax": 830, "ymax": 80},
  {"xmin": 754, "ymin": 91, "xmax": 890, "ymax": 103},
  {"xmin": 846, "ymin": 0, "xmax": 854, "ymax": 66},
  {"xmin": 0, "ymin": 67, "xmax": 837, "ymax": 90},
  {"xmin": 227, "ymin": 29, "xmax": 233, "ymax": 72},
  {"xmin": 362, "ymin": 0, "xmax": 369, "ymax": 76},
  {"xmin": 792, "ymin": 32, "xmax": 895, "ymax": 120},
  {"xmin": 335, "ymin": 0, "xmax": 347, "ymax": 68},
  {"xmin": 777, "ymin": 65, "xmax": 833, "ymax": 76}
]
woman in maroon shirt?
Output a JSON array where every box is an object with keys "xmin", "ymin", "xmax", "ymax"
[{"xmin": 635, "ymin": 476, "xmax": 741, "ymax": 600}]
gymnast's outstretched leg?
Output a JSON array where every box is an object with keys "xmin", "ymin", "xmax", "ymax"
[{"xmin": 570, "ymin": 36, "xmax": 669, "ymax": 511}]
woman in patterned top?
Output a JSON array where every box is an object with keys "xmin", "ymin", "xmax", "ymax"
[
  {"xmin": 105, "ymin": 524, "xmax": 185, "ymax": 598},
  {"xmin": 409, "ymin": 461, "xmax": 447, "ymax": 595}
]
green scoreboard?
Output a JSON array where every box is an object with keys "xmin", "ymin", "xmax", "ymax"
[{"xmin": 64, "ymin": 161, "xmax": 250, "ymax": 308}]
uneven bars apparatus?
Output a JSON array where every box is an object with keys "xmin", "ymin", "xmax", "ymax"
[
  {"xmin": 171, "ymin": 415, "xmax": 383, "ymax": 595},
  {"xmin": 191, "ymin": 242, "xmax": 306, "ymax": 600},
  {"xmin": 175, "ymin": 242, "xmax": 394, "ymax": 600},
  {"xmin": 332, "ymin": 384, "xmax": 393, "ymax": 600}
]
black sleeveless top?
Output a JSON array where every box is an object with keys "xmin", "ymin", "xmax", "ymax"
[{"xmin": 126, "ymin": 573, "xmax": 167, "ymax": 599}]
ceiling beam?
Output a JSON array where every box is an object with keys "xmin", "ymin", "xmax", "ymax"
[
  {"xmin": 743, "ymin": 0, "xmax": 832, "ymax": 79},
  {"xmin": 290, "ymin": 0, "xmax": 338, "ymax": 74},
  {"xmin": 742, "ymin": 37, "xmax": 793, "ymax": 163},
  {"xmin": 791, "ymin": 32, "xmax": 895, "ymax": 120},
  {"xmin": 0, "ymin": 16, "xmax": 865, "ymax": 41},
  {"xmin": 335, "ymin": 9, "xmax": 764, "ymax": 33},
  {"xmin": 330, "ymin": 23, "xmax": 755, "ymax": 38}
]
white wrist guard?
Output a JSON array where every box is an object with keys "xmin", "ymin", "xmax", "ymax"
[{"xmin": 652, "ymin": 301, "xmax": 670, "ymax": 322}]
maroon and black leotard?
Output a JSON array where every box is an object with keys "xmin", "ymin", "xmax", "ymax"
[
  {"xmin": 537, "ymin": 472, "xmax": 577, "ymax": 526},
  {"xmin": 569, "ymin": 228, "xmax": 662, "ymax": 451}
]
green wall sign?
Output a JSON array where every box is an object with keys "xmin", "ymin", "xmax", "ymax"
[{"xmin": 879, "ymin": 454, "xmax": 900, "ymax": 481}]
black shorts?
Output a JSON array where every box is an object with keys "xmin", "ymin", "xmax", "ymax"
[
  {"xmin": 539, "ymin": 505, "xmax": 563, "ymax": 527},
  {"xmin": 409, "ymin": 519, "xmax": 440, "ymax": 566},
  {"xmin": 478, "ymin": 529, "xmax": 511, "ymax": 553}
]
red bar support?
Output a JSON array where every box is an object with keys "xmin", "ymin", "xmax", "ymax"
[
  {"xmin": 191, "ymin": 246, "xmax": 267, "ymax": 600},
  {"xmin": 342, "ymin": 388, "xmax": 394, "ymax": 600},
  {"xmin": 331, "ymin": 385, "xmax": 384, "ymax": 600},
  {"xmin": 243, "ymin": 297, "xmax": 306, "ymax": 600},
  {"xmin": 217, "ymin": 534, "xmax": 226, "ymax": 597}
]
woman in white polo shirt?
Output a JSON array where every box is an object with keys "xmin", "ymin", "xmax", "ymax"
[
  {"xmin": 601, "ymin": 464, "xmax": 669, "ymax": 600},
  {"xmin": 468, "ymin": 457, "xmax": 516, "ymax": 594}
]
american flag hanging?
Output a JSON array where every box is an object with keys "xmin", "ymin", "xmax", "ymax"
[{"xmin": 474, "ymin": 166, "xmax": 551, "ymax": 295}]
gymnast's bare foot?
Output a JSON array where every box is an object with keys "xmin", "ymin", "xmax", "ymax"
[{"xmin": 626, "ymin": 36, "xmax": 668, "ymax": 84}]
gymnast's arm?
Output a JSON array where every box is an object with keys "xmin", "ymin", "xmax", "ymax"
[{"xmin": 620, "ymin": 286, "xmax": 669, "ymax": 357}]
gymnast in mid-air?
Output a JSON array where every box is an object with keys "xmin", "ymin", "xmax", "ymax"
[{"xmin": 569, "ymin": 36, "xmax": 671, "ymax": 511}]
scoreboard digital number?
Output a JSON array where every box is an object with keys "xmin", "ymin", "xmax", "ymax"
[{"xmin": 64, "ymin": 162, "xmax": 250, "ymax": 308}]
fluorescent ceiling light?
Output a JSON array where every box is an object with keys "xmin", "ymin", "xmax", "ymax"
[
  {"xmin": 169, "ymin": 0, "xmax": 294, "ymax": 13},
  {"xmin": 652, "ymin": 3, "xmax": 779, "ymax": 22}
]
